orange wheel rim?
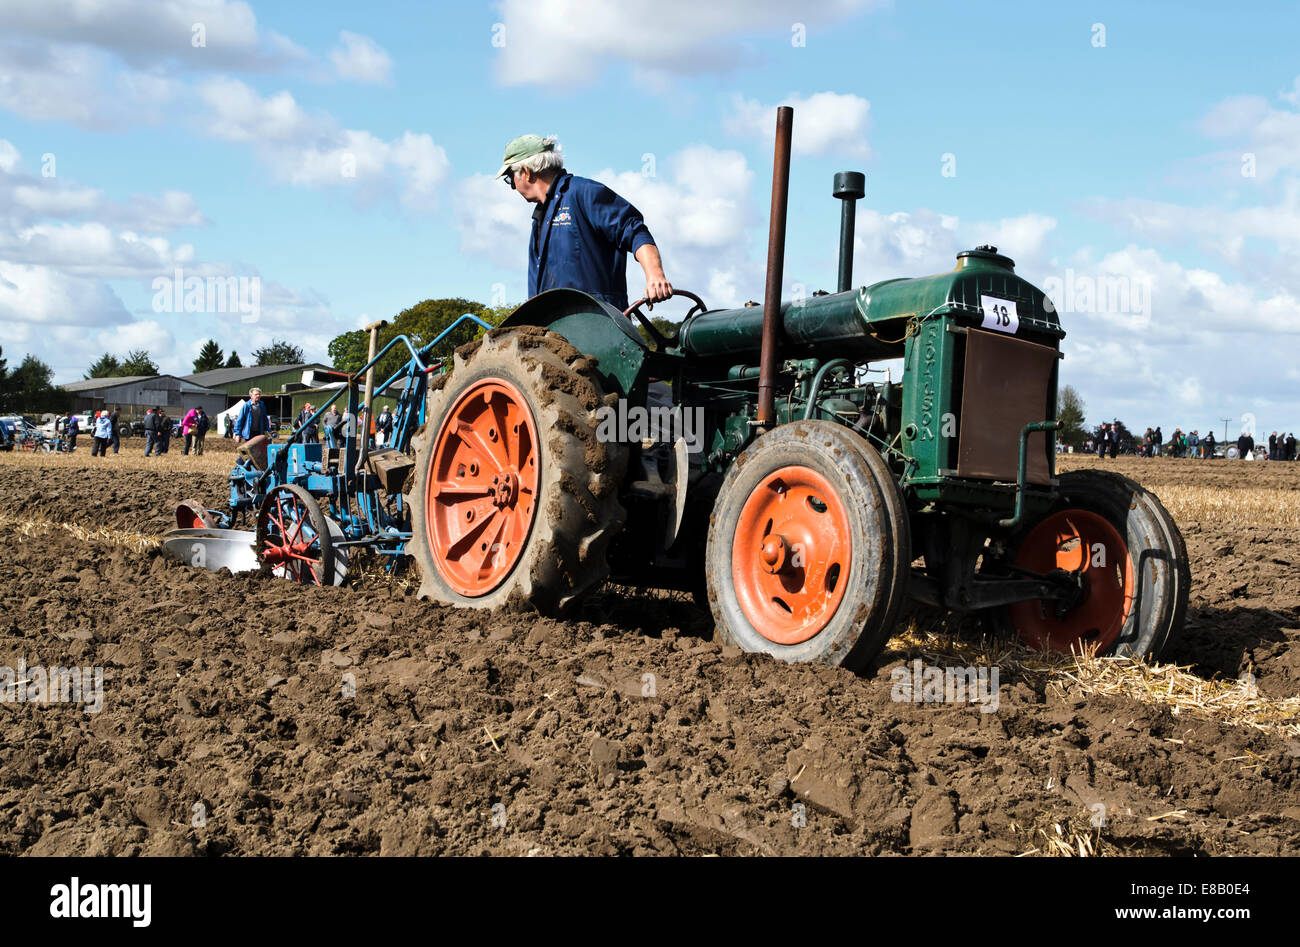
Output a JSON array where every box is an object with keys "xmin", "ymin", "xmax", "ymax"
[
  {"xmin": 732, "ymin": 466, "xmax": 852, "ymax": 645},
  {"xmin": 1009, "ymin": 509, "xmax": 1134, "ymax": 653},
  {"xmin": 426, "ymin": 378, "xmax": 539, "ymax": 596}
]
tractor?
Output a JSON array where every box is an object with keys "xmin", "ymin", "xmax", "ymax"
[{"xmin": 403, "ymin": 106, "xmax": 1189, "ymax": 670}]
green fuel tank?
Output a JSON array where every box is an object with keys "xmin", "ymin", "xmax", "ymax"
[{"xmin": 677, "ymin": 247, "xmax": 1064, "ymax": 360}]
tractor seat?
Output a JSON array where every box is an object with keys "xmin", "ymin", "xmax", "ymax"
[{"xmin": 239, "ymin": 434, "xmax": 271, "ymax": 471}]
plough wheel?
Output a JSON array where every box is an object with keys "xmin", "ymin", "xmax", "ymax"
[
  {"xmin": 705, "ymin": 421, "xmax": 910, "ymax": 671},
  {"xmin": 408, "ymin": 326, "xmax": 627, "ymax": 615},
  {"xmin": 996, "ymin": 469, "xmax": 1188, "ymax": 659},
  {"xmin": 256, "ymin": 484, "xmax": 334, "ymax": 586}
]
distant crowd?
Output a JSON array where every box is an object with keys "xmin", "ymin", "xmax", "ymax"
[{"xmin": 1087, "ymin": 422, "xmax": 1297, "ymax": 461}]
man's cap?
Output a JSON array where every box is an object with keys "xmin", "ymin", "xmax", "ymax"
[{"xmin": 494, "ymin": 134, "xmax": 556, "ymax": 179}]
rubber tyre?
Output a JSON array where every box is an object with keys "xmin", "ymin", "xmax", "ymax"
[
  {"xmin": 408, "ymin": 326, "xmax": 627, "ymax": 615},
  {"xmin": 705, "ymin": 421, "xmax": 910, "ymax": 671},
  {"xmin": 995, "ymin": 469, "xmax": 1189, "ymax": 659},
  {"xmin": 256, "ymin": 483, "xmax": 335, "ymax": 586}
]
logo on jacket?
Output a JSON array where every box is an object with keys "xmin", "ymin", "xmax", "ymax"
[{"xmin": 553, "ymin": 207, "xmax": 572, "ymax": 224}]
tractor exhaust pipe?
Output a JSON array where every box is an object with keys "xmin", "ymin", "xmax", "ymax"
[
  {"xmin": 833, "ymin": 171, "xmax": 865, "ymax": 293},
  {"xmin": 757, "ymin": 106, "xmax": 794, "ymax": 430}
]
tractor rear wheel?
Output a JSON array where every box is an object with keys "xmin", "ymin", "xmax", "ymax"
[
  {"xmin": 705, "ymin": 421, "xmax": 909, "ymax": 671},
  {"xmin": 408, "ymin": 326, "xmax": 627, "ymax": 615},
  {"xmin": 994, "ymin": 469, "xmax": 1189, "ymax": 659}
]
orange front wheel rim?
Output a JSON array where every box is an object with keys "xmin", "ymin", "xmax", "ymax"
[
  {"xmin": 426, "ymin": 378, "xmax": 540, "ymax": 596},
  {"xmin": 732, "ymin": 466, "xmax": 851, "ymax": 645},
  {"xmin": 1009, "ymin": 509, "xmax": 1134, "ymax": 653}
]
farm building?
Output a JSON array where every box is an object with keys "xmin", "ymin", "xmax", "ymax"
[
  {"xmin": 60, "ymin": 375, "xmax": 228, "ymax": 421},
  {"xmin": 183, "ymin": 363, "xmax": 332, "ymax": 425}
]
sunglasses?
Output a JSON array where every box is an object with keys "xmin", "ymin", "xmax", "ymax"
[{"xmin": 504, "ymin": 169, "xmax": 516, "ymax": 190}]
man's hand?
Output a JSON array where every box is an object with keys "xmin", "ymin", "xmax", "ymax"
[{"xmin": 635, "ymin": 244, "xmax": 673, "ymax": 303}]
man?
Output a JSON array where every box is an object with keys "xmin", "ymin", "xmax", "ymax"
[
  {"xmin": 233, "ymin": 388, "xmax": 271, "ymax": 444},
  {"xmin": 1287, "ymin": 432, "xmax": 1297, "ymax": 462},
  {"xmin": 194, "ymin": 407, "xmax": 209, "ymax": 455},
  {"xmin": 295, "ymin": 403, "xmax": 319, "ymax": 444},
  {"xmin": 157, "ymin": 407, "xmax": 172, "ymax": 454},
  {"xmin": 142, "ymin": 407, "xmax": 158, "ymax": 457},
  {"xmin": 322, "ymin": 404, "xmax": 342, "ymax": 448},
  {"xmin": 1268, "ymin": 431, "xmax": 1279, "ymax": 461},
  {"xmin": 496, "ymin": 134, "xmax": 672, "ymax": 310},
  {"xmin": 1238, "ymin": 429, "xmax": 1254, "ymax": 460},
  {"xmin": 108, "ymin": 408, "xmax": 121, "ymax": 454},
  {"xmin": 376, "ymin": 405, "xmax": 394, "ymax": 447},
  {"xmin": 1203, "ymin": 429, "xmax": 1215, "ymax": 459}
]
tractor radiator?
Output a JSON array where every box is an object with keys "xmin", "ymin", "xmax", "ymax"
[{"xmin": 956, "ymin": 329, "xmax": 1056, "ymax": 485}]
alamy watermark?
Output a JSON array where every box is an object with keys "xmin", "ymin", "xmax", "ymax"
[
  {"xmin": 595, "ymin": 399, "xmax": 706, "ymax": 453},
  {"xmin": 1040, "ymin": 268, "xmax": 1151, "ymax": 327},
  {"xmin": 890, "ymin": 659, "xmax": 1000, "ymax": 713},
  {"xmin": 152, "ymin": 267, "xmax": 261, "ymax": 324},
  {"xmin": 0, "ymin": 659, "xmax": 103, "ymax": 713}
]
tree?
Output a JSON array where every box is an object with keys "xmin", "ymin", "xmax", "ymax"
[
  {"xmin": 1056, "ymin": 385, "xmax": 1088, "ymax": 449},
  {"xmin": 635, "ymin": 315, "xmax": 679, "ymax": 348},
  {"xmin": 193, "ymin": 339, "xmax": 225, "ymax": 373},
  {"xmin": 7, "ymin": 354, "xmax": 70, "ymax": 413},
  {"xmin": 118, "ymin": 349, "xmax": 159, "ymax": 376},
  {"xmin": 327, "ymin": 298, "xmax": 509, "ymax": 379},
  {"xmin": 85, "ymin": 353, "xmax": 123, "ymax": 379},
  {"xmin": 252, "ymin": 339, "xmax": 305, "ymax": 366},
  {"xmin": 226, "ymin": 351, "xmax": 243, "ymax": 368}
]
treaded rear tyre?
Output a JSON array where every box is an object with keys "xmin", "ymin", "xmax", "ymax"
[{"xmin": 408, "ymin": 326, "xmax": 627, "ymax": 616}]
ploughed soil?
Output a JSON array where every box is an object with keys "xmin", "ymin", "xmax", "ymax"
[{"xmin": 0, "ymin": 455, "xmax": 1296, "ymax": 856}]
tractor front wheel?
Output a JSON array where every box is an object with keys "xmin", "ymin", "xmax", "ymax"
[
  {"xmin": 408, "ymin": 326, "xmax": 627, "ymax": 615},
  {"xmin": 994, "ymin": 469, "xmax": 1189, "ymax": 659},
  {"xmin": 705, "ymin": 421, "xmax": 909, "ymax": 671}
]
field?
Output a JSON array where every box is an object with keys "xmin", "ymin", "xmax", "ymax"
[{"xmin": 0, "ymin": 445, "xmax": 1297, "ymax": 856}]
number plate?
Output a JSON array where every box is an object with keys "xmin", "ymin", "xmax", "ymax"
[{"xmin": 980, "ymin": 295, "xmax": 1019, "ymax": 334}]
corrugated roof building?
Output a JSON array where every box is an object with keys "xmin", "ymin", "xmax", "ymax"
[{"xmin": 60, "ymin": 375, "xmax": 228, "ymax": 420}]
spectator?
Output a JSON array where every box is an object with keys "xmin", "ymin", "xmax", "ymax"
[
  {"xmin": 322, "ymin": 404, "xmax": 342, "ymax": 448},
  {"xmin": 342, "ymin": 407, "xmax": 356, "ymax": 447},
  {"xmin": 182, "ymin": 406, "xmax": 200, "ymax": 455},
  {"xmin": 1287, "ymin": 432, "xmax": 1297, "ymax": 461},
  {"xmin": 1153, "ymin": 425, "xmax": 1163, "ymax": 458},
  {"xmin": 1238, "ymin": 429, "xmax": 1254, "ymax": 460},
  {"xmin": 233, "ymin": 388, "xmax": 271, "ymax": 444},
  {"xmin": 1268, "ymin": 431, "xmax": 1279, "ymax": 461},
  {"xmin": 1187, "ymin": 429, "xmax": 1199, "ymax": 459},
  {"xmin": 91, "ymin": 411, "xmax": 112, "ymax": 456},
  {"xmin": 295, "ymin": 403, "xmax": 319, "ymax": 444},
  {"xmin": 376, "ymin": 406, "xmax": 394, "ymax": 447},
  {"xmin": 157, "ymin": 408, "xmax": 172, "ymax": 454},
  {"xmin": 143, "ymin": 408, "xmax": 158, "ymax": 456},
  {"xmin": 1203, "ymin": 430, "xmax": 1215, "ymax": 458},
  {"xmin": 194, "ymin": 408, "xmax": 209, "ymax": 455},
  {"xmin": 66, "ymin": 413, "xmax": 79, "ymax": 451}
]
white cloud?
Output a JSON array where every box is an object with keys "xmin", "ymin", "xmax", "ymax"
[
  {"xmin": 453, "ymin": 173, "xmax": 532, "ymax": 268},
  {"xmin": 195, "ymin": 79, "xmax": 450, "ymax": 210},
  {"xmin": 0, "ymin": 0, "xmax": 308, "ymax": 72},
  {"xmin": 0, "ymin": 139, "xmax": 19, "ymax": 173},
  {"xmin": 494, "ymin": 0, "xmax": 883, "ymax": 87},
  {"xmin": 0, "ymin": 261, "xmax": 129, "ymax": 325},
  {"xmin": 329, "ymin": 31, "xmax": 392, "ymax": 83},
  {"xmin": 1198, "ymin": 83, "xmax": 1300, "ymax": 182},
  {"xmin": 724, "ymin": 91, "xmax": 872, "ymax": 157}
]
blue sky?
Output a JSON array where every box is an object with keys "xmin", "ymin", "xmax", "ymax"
[{"xmin": 1, "ymin": 0, "xmax": 1298, "ymax": 438}]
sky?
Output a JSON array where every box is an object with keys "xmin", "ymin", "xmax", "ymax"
[{"xmin": 1, "ymin": 0, "xmax": 1297, "ymax": 439}]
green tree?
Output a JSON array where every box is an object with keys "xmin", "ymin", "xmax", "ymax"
[
  {"xmin": 327, "ymin": 298, "xmax": 509, "ymax": 379},
  {"xmin": 252, "ymin": 339, "xmax": 305, "ymax": 366},
  {"xmin": 193, "ymin": 339, "xmax": 225, "ymax": 373},
  {"xmin": 85, "ymin": 353, "xmax": 123, "ymax": 379},
  {"xmin": 635, "ymin": 315, "xmax": 679, "ymax": 348},
  {"xmin": 9, "ymin": 355, "xmax": 70, "ymax": 413},
  {"xmin": 119, "ymin": 349, "xmax": 159, "ymax": 376},
  {"xmin": 1056, "ymin": 384, "xmax": 1088, "ymax": 449},
  {"xmin": 0, "ymin": 346, "xmax": 10, "ymax": 411},
  {"xmin": 226, "ymin": 351, "xmax": 243, "ymax": 368}
]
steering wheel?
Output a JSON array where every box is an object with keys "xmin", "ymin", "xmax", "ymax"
[{"xmin": 623, "ymin": 290, "xmax": 707, "ymax": 351}]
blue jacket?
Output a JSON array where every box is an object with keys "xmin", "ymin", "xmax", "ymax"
[
  {"xmin": 233, "ymin": 399, "xmax": 271, "ymax": 440},
  {"xmin": 528, "ymin": 172, "xmax": 655, "ymax": 311}
]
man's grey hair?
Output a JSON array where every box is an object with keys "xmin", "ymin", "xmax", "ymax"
[
  {"xmin": 249, "ymin": 387, "xmax": 262, "ymax": 396},
  {"xmin": 511, "ymin": 137, "xmax": 564, "ymax": 175}
]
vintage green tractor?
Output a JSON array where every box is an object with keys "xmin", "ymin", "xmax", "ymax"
[{"xmin": 407, "ymin": 107, "xmax": 1189, "ymax": 670}]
